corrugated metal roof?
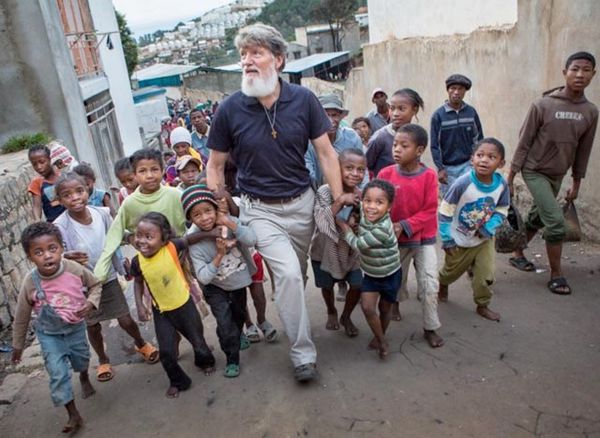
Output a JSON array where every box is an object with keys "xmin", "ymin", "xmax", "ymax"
[
  {"xmin": 213, "ymin": 63, "xmax": 243, "ymax": 72},
  {"xmin": 283, "ymin": 51, "xmax": 349, "ymax": 74},
  {"xmin": 132, "ymin": 63, "xmax": 199, "ymax": 81}
]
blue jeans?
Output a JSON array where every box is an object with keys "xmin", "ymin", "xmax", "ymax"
[
  {"xmin": 440, "ymin": 161, "xmax": 472, "ymax": 195},
  {"xmin": 37, "ymin": 322, "xmax": 89, "ymax": 407}
]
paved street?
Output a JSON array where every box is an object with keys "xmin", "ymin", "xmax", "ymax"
[{"xmin": 1, "ymin": 236, "xmax": 600, "ymax": 437}]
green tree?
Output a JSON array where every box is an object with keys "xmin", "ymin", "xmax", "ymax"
[
  {"xmin": 310, "ymin": 0, "xmax": 358, "ymax": 51},
  {"xmin": 115, "ymin": 10, "xmax": 138, "ymax": 77},
  {"xmin": 251, "ymin": 0, "xmax": 321, "ymax": 40}
]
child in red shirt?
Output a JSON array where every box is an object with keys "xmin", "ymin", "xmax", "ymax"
[{"xmin": 378, "ymin": 124, "xmax": 444, "ymax": 348}]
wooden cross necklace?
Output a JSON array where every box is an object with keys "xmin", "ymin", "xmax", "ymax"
[{"xmin": 263, "ymin": 101, "xmax": 278, "ymax": 139}]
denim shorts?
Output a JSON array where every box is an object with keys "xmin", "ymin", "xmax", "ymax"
[
  {"xmin": 361, "ymin": 268, "xmax": 402, "ymax": 303},
  {"xmin": 37, "ymin": 322, "xmax": 89, "ymax": 406},
  {"xmin": 311, "ymin": 260, "xmax": 362, "ymax": 289}
]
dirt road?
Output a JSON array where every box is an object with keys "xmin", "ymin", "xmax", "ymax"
[{"xmin": 1, "ymin": 236, "xmax": 599, "ymax": 437}]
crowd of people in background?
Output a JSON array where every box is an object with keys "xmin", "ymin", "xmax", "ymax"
[{"xmin": 9, "ymin": 22, "xmax": 597, "ymax": 434}]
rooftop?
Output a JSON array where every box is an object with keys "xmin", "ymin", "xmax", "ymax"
[
  {"xmin": 283, "ymin": 51, "xmax": 349, "ymax": 74},
  {"xmin": 131, "ymin": 63, "xmax": 199, "ymax": 81}
]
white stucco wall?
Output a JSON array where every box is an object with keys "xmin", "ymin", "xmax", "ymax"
[
  {"xmin": 368, "ymin": 0, "xmax": 518, "ymax": 44},
  {"xmin": 88, "ymin": 0, "xmax": 142, "ymax": 155}
]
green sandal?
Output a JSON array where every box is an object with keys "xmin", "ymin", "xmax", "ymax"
[
  {"xmin": 240, "ymin": 334, "xmax": 251, "ymax": 350},
  {"xmin": 224, "ymin": 363, "xmax": 240, "ymax": 378}
]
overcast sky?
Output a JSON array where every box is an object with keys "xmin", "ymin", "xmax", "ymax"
[{"xmin": 113, "ymin": 0, "xmax": 233, "ymax": 37}]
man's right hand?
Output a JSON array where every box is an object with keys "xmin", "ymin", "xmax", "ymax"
[
  {"xmin": 507, "ymin": 171, "xmax": 516, "ymax": 197},
  {"xmin": 438, "ymin": 169, "xmax": 448, "ymax": 184}
]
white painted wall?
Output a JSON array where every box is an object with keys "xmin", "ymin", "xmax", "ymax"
[
  {"xmin": 368, "ymin": 0, "xmax": 518, "ymax": 44},
  {"xmin": 135, "ymin": 97, "xmax": 169, "ymax": 139},
  {"xmin": 88, "ymin": 0, "xmax": 143, "ymax": 155}
]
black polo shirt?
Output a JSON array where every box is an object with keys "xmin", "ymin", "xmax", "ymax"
[{"xmin": 207, "ymin": 79, "xmax": 331, "ymax": 199}]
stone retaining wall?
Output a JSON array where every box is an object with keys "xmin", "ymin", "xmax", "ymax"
[{"xmin": 0, "ymin": 151, "xmax": 35, "ymax": 331}]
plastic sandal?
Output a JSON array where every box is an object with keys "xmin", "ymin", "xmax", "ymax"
[
  {"xmin": 224, "ymin": 363, "xmax": 240, "ymax": 378},
  {"xmin": 245, "ymin": 324, "xmax": 261, "ymax": 343},
  {"xmin": 96, "ymin": 363, "xmax": 114, "ymax": 382},
  {"xmin": 259, "ymin": 320, "xmax": 278, "ymax": 343},
  {"xmin": 240, "ymin": 334, "xmax": 251, "ymax": 350},
  {"xmin": 135, "ymin": 342, "xmax": 160, "ymax": 364}
]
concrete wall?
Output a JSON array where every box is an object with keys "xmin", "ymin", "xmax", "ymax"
[
  {"xmin": 183, "ymin": 70, "xmax": 242, "ymax": 99},
  {"xmin": 88, "ymin": 0, "xmax": 143, "ymax": 156},
  {"xmin": 0, "ymin": 0, "xmax": 112, "ymax": 190},
  {"xmin": 348, "ymin": 0, "xmax": 600, "ymax": 241},
  {"xmin": 368, "ymin": 0, "xmax": 518, "ymax": 44},
  {"xmin": 0, "ymin": 0, "xmax": 92, "ymax": 155}
]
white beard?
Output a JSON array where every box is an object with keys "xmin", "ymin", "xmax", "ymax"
[{"xmin": 241, "ymin": 66, "xmax": 278, "ymax": 97}]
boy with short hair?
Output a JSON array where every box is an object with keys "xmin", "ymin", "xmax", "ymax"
[
  {"xmin": 438, "ymin": 138, "xmax": 510, "ymax": 321},
  {"xmin": 378, "ymin": 124, "xmax": 444, "ymax": 347},
  {"xmin": 93, "ymin": 148, "xmax": 188, "ymax": 282},
  {"xmin": 366, "ymin": 88, "xmax": 391, "ymax": 132},
  {"xmin": 508, "ymin": 51, "xmax": 598, "ymax": 295},
  {"xmin": 430, "ymin": 74, "xmax": 484, "ymax": 194},
  {"xmin": 176, "ymin": 155, "xmax": 202, "ymax": 191},
  {"xmin": 12, "ymin": 222, "xmax": 101, "ymax": 433}
]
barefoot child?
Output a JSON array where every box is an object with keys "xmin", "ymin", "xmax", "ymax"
[
  {"xmin": 183, "ymin": 185, "xmax": 258, "ymax": 377},
  {"xmin": 312, "ymin": 148, "xmax": 365, "ymax": 337},
  {"xmin": 130, "ymin": 212, "xmax": 216, "ymax": 397},
  {"xmin": 53, "ymin": 173, "xmax": 159, "ymax": 382},
  {"xmin": 338, "ymin": 180, "xmax": 401, "ymax": 358},
  {"xmin": 27, "ymin": 144, "xmax": 65, "ymax": 222},
  {"xmin": 378, "ymin": 124, "xmax": 444, "ymax": 347},
  {"xmin": 12, "ymin": 222, "xmax": 101, "ymax": 433},
  {"xmin": 438, "ymin": 138, "xmax": 510, "ymax": 321}
]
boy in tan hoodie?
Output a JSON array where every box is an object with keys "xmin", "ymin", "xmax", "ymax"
[{"xmin": 507, "ymin": 51, "xmax": 597, "ymax": 295}]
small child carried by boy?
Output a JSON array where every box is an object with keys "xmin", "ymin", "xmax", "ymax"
[
  {"xmin": 183, "ymin": 185, "xmax": 258, "ymax": 378},
  {"xmin": 12, "ymin": 222, "xmax": 101, "ymax": 433},
  {"xmin": 438, "ymin": 138, "xmax": 510, "ymax": 321}
]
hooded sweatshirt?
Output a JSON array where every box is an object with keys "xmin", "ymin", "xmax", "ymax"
[
  {"xmin": 93, "ymin": 185, "xmax": 186, "ymax": 281},
  {"xmin": 511, "ymin": 87, "xmax": 598, "ymax": 179}
]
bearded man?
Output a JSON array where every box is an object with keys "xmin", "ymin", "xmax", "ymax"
[{"xmin": 206, "ymin": 24, "xmax": 341, "ymax": 382}]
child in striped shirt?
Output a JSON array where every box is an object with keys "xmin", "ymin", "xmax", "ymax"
[{"xmin": 337, "ymin": 179, "xmax": 401, "ymax": 359}]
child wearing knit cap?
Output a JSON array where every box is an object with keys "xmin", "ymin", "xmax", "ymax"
[
  {"xmin": 165, "ymin": 127, "xmax": 202, "ymax": 186},
  {"xmin": 49, "ymin": 141, "xmax": 79, "ymax": 172},
  {"xmin": 182, "ymin": 184, "xmax": 258, "ymax": 378}
]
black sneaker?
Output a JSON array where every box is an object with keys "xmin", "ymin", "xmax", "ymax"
[{"xmin": 294, "ymin": 363, "xmax": 318, "ymax": 382}]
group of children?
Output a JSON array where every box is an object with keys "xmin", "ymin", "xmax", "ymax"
[
  {"xmin": 11, "ymin": 49, "xmax": 596, "ymax": 433},
  {"xmin": 13, "ymin": 136, "xmax": 278, "ymax": 431}
]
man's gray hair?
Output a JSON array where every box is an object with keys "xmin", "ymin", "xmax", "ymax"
[{"xmin": 235, "ymin": 23, "xmax": 288, "ymax": 71}]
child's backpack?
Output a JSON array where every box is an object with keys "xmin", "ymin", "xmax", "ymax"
[{"xmin": 495, "ymin": 202, "xmax": 527, "ymax": 253}]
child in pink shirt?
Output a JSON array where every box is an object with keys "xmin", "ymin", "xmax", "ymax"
[{"xmin": 12, "ymin": 222, "xmax": 102, "ymax": 433}]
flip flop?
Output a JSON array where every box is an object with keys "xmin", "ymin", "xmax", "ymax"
[
  {"xmin": 509, "ymin": 256, "xmax": 536, "ymax": 272},
  {"xmin": 96, "ymin": 363, "xmax": 114, "ymax": 382},
  {"xmin": 547, "ymin": 277, "xmax": 572, "ymax": 295},
  {"xmin": 240, "ymin": 334, "xmax": 251, "ymax": 351}
]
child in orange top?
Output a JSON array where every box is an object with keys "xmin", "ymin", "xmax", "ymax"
[{"xmin": 28, "ymin": 144, "xmax": 64, "ymax": 222}]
